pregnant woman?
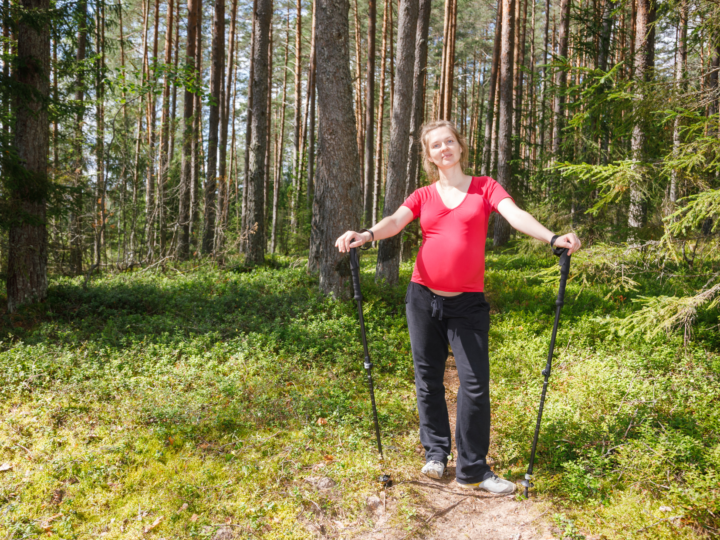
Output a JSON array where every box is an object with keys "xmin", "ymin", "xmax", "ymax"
[{"xmin": 335, "ymin": 120, "xmax": 581, "ymax": 494}]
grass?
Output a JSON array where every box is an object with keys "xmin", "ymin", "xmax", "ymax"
[{"xmin": 0, "ymin": 243, "xmax": 718, "ymax": 539}]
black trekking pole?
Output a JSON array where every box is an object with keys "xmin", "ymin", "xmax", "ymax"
[
  {"xmin": 521, "ymin": 245, "xmax": 572, "ymax": 498},
  {"xmin": 349, "ymin": 247, "xmax": 392, "ymax": 488}
]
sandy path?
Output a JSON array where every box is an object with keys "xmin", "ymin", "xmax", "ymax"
[{"xmin": 349, "ymin": 357, "xmax": 555, "ymax": 540}]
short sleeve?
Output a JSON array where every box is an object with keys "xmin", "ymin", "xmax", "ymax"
[
  {"xmin": 401, "ymin": 189, "xmax": 422, "ymax": 219},
  {"xmin": 482, "ymin": 177, "xmax": 513, "ymax": 213}
]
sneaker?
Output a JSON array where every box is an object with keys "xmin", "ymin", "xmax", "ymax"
[
  {"xmin": 457, "ymin": 475, "xmax": 517, "ymax": 494},
  {"xmin": 421, "ymin": 460, "xmax": 445, "ymax": 479}
]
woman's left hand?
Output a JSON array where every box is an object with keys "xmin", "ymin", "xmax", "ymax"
[{"xmin": 554, "ymin": 233, "xmax": 582, "ymax": 255}]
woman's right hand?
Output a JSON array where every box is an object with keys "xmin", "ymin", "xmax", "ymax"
[{"xmin": 335, "ymin": 230, "xmax": 371, "ymax": 253}]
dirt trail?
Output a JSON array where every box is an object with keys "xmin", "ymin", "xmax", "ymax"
[{"xmin": 350, "ymin": 358, "xmax": 556, "ymax": 540}]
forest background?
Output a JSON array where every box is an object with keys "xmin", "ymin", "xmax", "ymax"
[{"xmin": 0, "ymin": 0, "xmax": 719, "ymax": 536}]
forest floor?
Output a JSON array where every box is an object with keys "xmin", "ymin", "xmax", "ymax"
[
  {"xmin": 0, "ymin": 245, "xmax": 718, "ymax": 539},
  {"xmin": 349, "ymin": 357, "xmax": 558, "ymax": 540}
]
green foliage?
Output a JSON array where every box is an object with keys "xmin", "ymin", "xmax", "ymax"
[{"xmin": 1, "ymin": 247, "xmax": 719, "ymax": 538}]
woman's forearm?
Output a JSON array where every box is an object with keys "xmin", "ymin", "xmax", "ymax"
[
  {"xmin": 505, "ymin": 208, "xmax": 555, "ymax": 243},
  {"xmin": 368, "ymin": 215, "xmax": 405, "ymax": 241}
]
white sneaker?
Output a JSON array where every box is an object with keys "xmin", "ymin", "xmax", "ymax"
[
  {"xmin": 457, "ymin": 475, "xmax": 517, "ymax": 494},
  {"xmin": 421, "ymin": 460, "xmax": 445, "ymax": 479}
]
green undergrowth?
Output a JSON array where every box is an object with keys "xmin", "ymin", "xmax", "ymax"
[{"xmin": 0, "ymin": 245, "xmax": 718, "ymax": 539}]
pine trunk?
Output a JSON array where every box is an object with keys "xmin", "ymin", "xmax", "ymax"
[
  {"xmin": 481, "ymin": 0, "xmax": 502, "ymax": 176},
  {"xmin": 203, "ymin": 0, "xmax": 225, "ymax": 254},
  {"xmin": 271, "ymin": 12, "xmax": 290, "ymax": 255},
  {"xmin": 375, "ymin": 0, "xmax": 419, "ymax": 284},
  {"xmin": 362, "ymin": 0, "xmax": 376, "ymax": 227},
  {"xmin": 7, "ymin": 0, "xmax": 50, "ymax": 312},
  {"xmin": 628, "ymin": 0, "xmax": 655, "ymax": 230},
  {"xmin": 373, "ymin": 0, "xmax": 391, "ymax": 225},
  {"xmin": 311, "ymin": 0, "xmax": 363, "ymax": 296},
  {"xmin": 244, "ymin": 0, "xmax": 272, "ymax": 265},
  {"xmin": 551, "ymin": 0, "xmax": 570, "ymax": 157},
  {"xmin": 493, "ymin": 0, "xmax": 515, "ymax": 247},
  {"xmin": 178, "ymin": 0, "xmax": 198, "ymax": 259},
  {"xmin": 290, "ymin": 0, "xmax": 303, "ymax": 234}
]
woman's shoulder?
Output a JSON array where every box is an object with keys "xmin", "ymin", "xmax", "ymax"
[{"xmin": 408, "ymin": 183, "xmax": 436, "ymax": 199}]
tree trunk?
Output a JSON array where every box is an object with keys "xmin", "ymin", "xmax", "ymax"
[
  {"xmin": 481, "ymin": 0, "xmax": 502, "ymax": 176},
  {"xmin": 242, "ymin": 0, "xmax": 258, "ymax": 251},
  {"xmin": 362, "ymin": 0, "xmax": 376, "ymax": 227},
  {"xmin": 158, "ymin": 0, "xmax": 174, "ymax": 257},
  {"xmin": 244, "ymin": 0, "xmax": 272, "ymax": 265},
  {"xmin": 190, "ymin": 2, "xmax": 203, "ymax": 252},
  {"xmin": 628, "ymin": 0, "xmax": 655, "ymax": 230},
  {"xmin": 94, "ymin": 5, "xmax": 106, "ymax": 267},
  {"xmin": 215, "ymin": 0, "xmax": 239, "ymax": 256},
  {"xmin": 405, "ymin": 0, "xmax": 431, "ymax": 198},
  {"xmin": 311, "ymin": 0, "xmax": 363, "ymax": 296},
  {"xmin": 203, "ymin": 0, "xmax": 225, "ymax": 254},
  {"xmin": 493, "ymin": 0, "xmax": 515, "ymax": 247},
  {"xmin": 306, "ymin": 0, "xmax": 317, "ymax": 213},
  {"xmin": 668, "ymin": 1, "xmax": 687, "ymax": 209},
  {"xmin": 7, "ymin": 0, "xmax": 50, "ymax": 312},
  {"xmin": 538, "ymin": 0, "xmax": 550, "ymax": 164},
  {"xmin": 551, "ymin": 0, "xmax": 570, "ymax": 157},
  {"xmin": 178, "ymin": 0, "xmax": 199, "ymax": 259},
  {"xmin": 290, "ymin": 0, "xmax": 303, "ymax": 234},
  {"xmin": 145, "ymin": 0, "xmax": 160, "ymax": 260},
  {"xmin": 513, "ymin": 0, "xmax": 527, "ymax": 159},
  {"xmin": 271, "ymin": 11, "xmax": 291, "ymax": 255},
  {"xmin": 352, "ymin": 0, "xmax": 365, "ymax": 185},
  {"xmin": 373, "ymin": 0, "xmax": 391, "ymax": 226},
  {"xmin": 401, "ymin": 0, "xmax": 431, "ymax": 261},
  {"xmin": 375, "ymin": 0, "xmax": 419, "ymax": 284},
  {"xmin": 439, "ymin": 0, "xmax": 457, "ymax": 120},
  {"xmin": 70, "ymin": 0, "xmax": 88, "ymax": 275}
]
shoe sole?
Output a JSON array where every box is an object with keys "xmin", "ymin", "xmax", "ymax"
[{"xmin": 422, "ymin": 470, "xmax": 443, "ymax": 480}]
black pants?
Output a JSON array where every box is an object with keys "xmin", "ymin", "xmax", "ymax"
[{"xmin": 405, "ymin": 281, "xmax": 493, "ymax": 484}]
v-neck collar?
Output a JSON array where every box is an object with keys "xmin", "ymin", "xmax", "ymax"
[{"xmin": 434, "ymin": 177, "xmax": 473, "ymax": 210}]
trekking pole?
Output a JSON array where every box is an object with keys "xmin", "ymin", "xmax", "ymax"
[
  {"xmin": 349, "ymin": 247, "xmax": 392, "ymax": 487},
  {"xmin": 521, "ymin": 245, "xmax": 572, "ymax": 498}
]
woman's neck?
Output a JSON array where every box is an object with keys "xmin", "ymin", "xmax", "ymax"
[{"xmin": 437, "ymin": 163, "xmax": 469, "ymax": 188}]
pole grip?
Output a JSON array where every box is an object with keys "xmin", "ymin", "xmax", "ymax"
[
  {"xmin": 552, "ymin": 247, "xmax": 571, "ymax": 306},
  {"xmin": 349, "ymin": 247, "xmax": 362, "ymax": 301}
]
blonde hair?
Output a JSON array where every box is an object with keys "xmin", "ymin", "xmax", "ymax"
[{"xmin": 419, "ymin": 120, "xmax": 469, "ymax": 183}]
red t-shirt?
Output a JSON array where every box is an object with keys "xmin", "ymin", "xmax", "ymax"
[{"xmin": 401, "ymin": 176, "xmax": 512, "ymax": 292}]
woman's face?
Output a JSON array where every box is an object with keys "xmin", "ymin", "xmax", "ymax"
[{"xmin": 426, "ymin": 127, "xmax": 461, "ymax": 170}]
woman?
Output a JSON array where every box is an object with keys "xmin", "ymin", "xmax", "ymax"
[{"xmin": 336, "ymin": 120, "xmax": 581, "ymax": 494}]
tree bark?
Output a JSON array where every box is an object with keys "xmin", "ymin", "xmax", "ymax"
[
  {"xmin": 70, "ymin": 0, "xmax": 88, "ymax": 275},
  {"xmin": 290, "ymin": 0, "xmax": 303, "ymax": 234},
  {"xmin": 311, "ymin": 0, "xmax": 363, "ymax": 296},
  {"xmin": 375, "ymin": 0, "xmax": 419, "ymax": 284},
  {"xmin": 493, "ymin": 0, "xmax": 515, "ymax": 247},
  {"xmin": 7, "ymin": 0, "xmax": 50, "ymax": 312},
  {"xmin": 405, "ymin": 0, "xmax": 431, "ymax": 200},
  {"xmin": 551, "ymin": 0, "xmax": 570, "ymax": 157},
  {"xmin": 481, "ymin": 0, "xmax": 502, "ymax": 176},
  {"xmin": 190, "ymin": 2, "xmax": 203, "ymax": 252},
  {"xmin": 362, "ymin": 0, "xmax": 376, "ymax": 227},
  {"xmin": 94, "ymin": 5, "xmax": 106, "ymax": 266},
  {"xmin": 271, "ymin": 11, "xmax": 291, "ymax": 255},
  {"xmin": 178, "ymin": 0, "xmax": 198, "ymax": 259},
  {"xmin": 245, "ymin": 0, "xmax": 272, "ymax": 265},
  {"xmin": 628, "ymin": 0, "xmax": 655, "ymax": 230},
  {"xmin": 538, "ymin": 0, "xmax": 550, "ymax": 165},
  {"xmin": 669, "ymin": 0, "xmax": 687, "ymax": 209},
  {"xmin": 214, "ymin": 0, "xmax": 239, "ymax": 255},
  {"xmin": 203, "ymin": 0, "xmax": 225, "ymax": 254},
  {"xmin": 401, "ymin": 0, "xmax": 431, "ymax": 261},
  {"xmin": 306, "ymin": 0, "xmax": 317, "ymax": 213},
  {"xmin": 158, "ymin": 0, "xmax": 174, "ymax": 257},
  {"xmin": 373, "ymin": 0, "xmax": 391, "ymax": 226},
  {"xmin": 145, "ymin": 0, "xmax": 160, "ymax": 260}
]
